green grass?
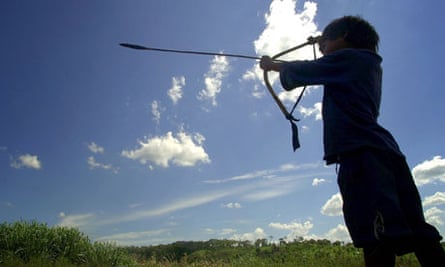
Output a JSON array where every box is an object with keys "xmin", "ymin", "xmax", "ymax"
[
  {"xmin": 0, "ymin": 220, "xmax": 425, "ymax": 266},
  {"xmin": 0, "ymin": 221, "xmax": 137, "ymax": 266}
]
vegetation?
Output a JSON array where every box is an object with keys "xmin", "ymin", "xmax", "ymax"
[
  {"xmin": 0, "ymin": 221, "xmax": 137, "ymax": 266},
  {"xmin": 0, "ymin": 220, "xmax": 428, "ymax": 266}
]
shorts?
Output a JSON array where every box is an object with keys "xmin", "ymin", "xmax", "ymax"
[{"xmin": 337, "ymin": 148, "xmax": 442, "ymax": 254}]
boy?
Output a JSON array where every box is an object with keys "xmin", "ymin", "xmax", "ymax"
[{"xmin": 260, "ymin": 16, "xmax": 445, "ymax": 267}]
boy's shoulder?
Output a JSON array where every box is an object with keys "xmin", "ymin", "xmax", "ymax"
[{"xmin": 325, "ymin": 48, "xmax": 382, "ymax": 63}]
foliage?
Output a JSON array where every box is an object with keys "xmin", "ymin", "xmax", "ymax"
[
  {"xmin": 0, "ymin": 220, "xmax": 137, "ymax": 266},
  {"xmin": 0, "ymin": 220, "xmax": 431, "ymax": 266}
]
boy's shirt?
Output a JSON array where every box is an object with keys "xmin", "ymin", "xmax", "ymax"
[{"xmin": 279, "ymin": 48, "xmax": 403, "ymax": 164}]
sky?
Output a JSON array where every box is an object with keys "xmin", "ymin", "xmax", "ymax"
[{"xmin": 1, "ymin": 0, "xmax": 445, "ymax": 246}]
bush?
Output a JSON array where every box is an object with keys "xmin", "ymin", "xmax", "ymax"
[{"xmin": 0, "ymin": 220, "xmax": 137, "ymax": 266}]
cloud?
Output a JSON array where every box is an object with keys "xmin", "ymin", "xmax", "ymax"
[
  {"xmin": 88, "ymin": 142, "xmax": 104, "ymax": 154},
  {"xmin": 96, "ymin": 229, "xmax": 170, "ymax": 246},
  {"xmin": 321, "ymin": 193, "xmax": 343, "ymax": 216},
  {"xmin": 151, "ymin": 100, "xmax": 162, "ymax": 124},
  {"xmin": 198, "ymin": 55, "xmax": 229, "ymax": 106},
  {"xmin": 312, "ymin": 177, "xmax": 326, "ymax": 186},
  {"xmin": 299, "ymin": 102, "xmax": 322, "ymax": 120},
  {"xmin": 168, "ymin": 76, "xmax": 185, "ymax": 105},
  {"xmin": 87, "ymin": 156, "xmax": 118, "ymax": 174},
  {"xmin": 222, "ymin": 202, "xmax": 242, "ymax": 209},
  {"xmin": 423, "ymin": 192, "xmax": 445, "ymax": 207},
  {"xmin": 122, "ymin": 130, "xmax": 210, "ymax": 168},
  {"xmin": 100, "ymin": 190, "xmax": 231, "ymax": 225},
  {"xmin": 58, "ymin": 212, "xmax": 96, "ymax": 228},
  {"xmin": 425, "ymin": 207, "xmax": 444, "ymax": 227},
  {"xmin": 244, "ymin": 0, "xmax": 320, "ymax": 88},
  {"xmin": 11, "ymin": 154, "xmax": 42, "ymax": 170},
  {"xmin": 323, "ymin": 224, "xmax": 351, "ymax": 243},
  {"xmin": 269, "ymin": 220, "xmax": 314, "ymax": 241},
  {"xmin": 231, "ymin": 227, "xmax": 267, "ymax": 242},
  {"xmin": 412, "ymin": 156, "xmax": 445, "ymax": 186}
]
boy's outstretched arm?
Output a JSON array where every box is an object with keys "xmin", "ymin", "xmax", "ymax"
[{"xmin": 260, "ymin": 56, "xmax": 282, "ymax": 72}]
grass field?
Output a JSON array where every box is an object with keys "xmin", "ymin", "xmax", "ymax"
[{"xmin": 0, "ymin": 220, "xmax": 425, "ymax": 266}]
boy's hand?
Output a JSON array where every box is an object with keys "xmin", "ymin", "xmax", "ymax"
[{"xmin": 260, "ymin": 56, "xmax": 281, "ymax": 72}]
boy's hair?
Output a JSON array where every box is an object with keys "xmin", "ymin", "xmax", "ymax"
[{"xmin": 322, "ymin": 16, "xmax": 380, "ymax": 52}]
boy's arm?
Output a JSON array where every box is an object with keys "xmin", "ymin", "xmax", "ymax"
[{"xmin": 260, "ymin": 56, "xmax": 282, "ymax": 72}]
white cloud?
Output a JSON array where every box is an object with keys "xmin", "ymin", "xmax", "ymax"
[
  {"xmin": 425, "ymin": 207, "xmax": 444, "ymax": 227},
  {"xmin": 244, "ymin": 0, "xmax": 320, "ymax": 89},
  {"xmin": 87, "ymin": 156, "xmax": 118, "ymax": 173},
  {"xmin": 321, "ymin": 193, "xmax": 343, "ymax": 216},
  {"xmin": 58, "ymin": 212, "xmax": 96, "ymax": 228},
  {"xmin": 412, "ymin": 156, "xmax": 445, "ymax": 186},
  {"xmin": 299, "ymin": 102, "xmax": 322, "ymax": 120},
  {"xmin": 423, "ymin": 192, "xmax": 445, "ymax": 207},
  {"xmin": 198, "ymin": 55, "xmax": 229, "ymax": 106},
  {"xmin": 151, "ymin": 100, "xmax": 162, "ymax": 124},
  {"xmin": 88, "ymin": 142, "xmax": 104, "ymax": 154},
  {"xmin": 323, "ymin": 224, "xmax": 351, "ymax": 243},
  {"xmin": 222, "ymin": 202, "xmax": 242, "ymax": 209},
  {"xmin": 96, "ymin": 229, "xmax": 170, "ymax": 246},
  {"xmin": 312, "ymin": 177, "xmax": 326, "ymax": 186},
  {"xmin": 231, "ymin": 227, "xmax": 267, "ymax": 242},
  {"xmin": 11, "ymin": 154, "xmax": 42, "ymax": 170},
  {"xmin": 269, "ymin": 220, "xmax": 313, "ymax": 241},
  {"xmin": 121, "ymin": 130, "xmax": 210, "ymax": 168},
  {"xmin": 100, "ymin": 190, "xmax": 231, "ymax": 225},
  {"xmin": 168, "ymin": 76, "xmax": 185, "ymax": 105}
]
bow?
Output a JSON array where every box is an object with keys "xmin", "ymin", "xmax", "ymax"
[{"xmin": 263, "ymin": 36, "xmax": 319, "ymax": 151}]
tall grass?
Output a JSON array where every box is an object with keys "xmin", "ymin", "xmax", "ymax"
[{"xmin": 0, "ymin": 220, "xmax": 137, "ymax": 266}]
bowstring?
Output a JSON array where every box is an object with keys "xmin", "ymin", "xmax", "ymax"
[{"xmin": 287, "ymin": 42, "xmax": 318, "ymax": 120}]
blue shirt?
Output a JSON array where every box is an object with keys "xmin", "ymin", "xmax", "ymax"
[{"xmin": 279, "ymin": 48, "xmax": 403, "ymax": 164}]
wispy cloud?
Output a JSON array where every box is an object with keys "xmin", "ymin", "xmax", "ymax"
[
  {"xmin": 198, "ymin": 55, "xmax": 229, "ymax": 106},
  {"xmin": 168, "ymin": 76, "xmax": 185, "ymax": 105},
  {"xmin": 151, "ymin": 100, "xmax": 162, "ymax": 124},
  {"xmin": 87, "ymin": 156, "xmax": 118, "ymax": 174},
  {"xmin": 88, "ymin": 142, "xmax": 104, "ymax": 154},
  {"xmin": 121, "ymin": 130, "xmax": 210, "ymax": 168},
  {"xmin": 96, "ymin": 229, "xmax": 171, "ymax": 246},
  {"xmin": 10, "ymin": 154, "xmax": 42, "ymax": 170}
]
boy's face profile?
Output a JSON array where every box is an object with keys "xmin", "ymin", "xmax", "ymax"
[{"xmin": 318, "ymin": 36, "xmax": 350, "ymax": 55}]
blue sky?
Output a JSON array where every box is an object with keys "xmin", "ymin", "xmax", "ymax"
[{"xmin": 1, "ymin": 0, "xmax": 445, "ymax": 246}]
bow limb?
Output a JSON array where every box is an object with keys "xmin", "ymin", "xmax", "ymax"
[{"xmin": 263, "ymin": 69, "xmax": 291, "ymax": 119}]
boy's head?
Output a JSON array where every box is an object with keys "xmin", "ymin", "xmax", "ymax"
[{"xmin": 319, "ymin": 16, "xmax": 379, "ymax": 54}]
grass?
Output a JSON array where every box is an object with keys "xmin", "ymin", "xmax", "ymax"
[{"xmin": 0, "ymin": 220, "xmax": 425, "ymax": 266}]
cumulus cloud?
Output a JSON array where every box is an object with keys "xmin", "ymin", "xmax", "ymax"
[
  {"xmin": 88, "ymin": 142, "xmax": 104, "ymax": 154},
  {"xmin": 324, "ymin": 224, "xmax": 351, "ymax": 243},
  {"xmin": 231, "ymin": 227, "xmax": 267, "ymax": 242},
  {"xmin": 312, "ymin": 177, "xmax": 326, "ymax": 186},
  {"xmin": 269, "ymin": 220, "xmax": 313, "ymax": 241},
  {"xmin": 299, "ymin": 102, "xmax": 322, "ymax": 120},
  {"xmin": 168, "ymin": 76, "xmax": 185, "ymax": 105},
  {"xmin": 425, "ymin": 207, "xmax": 444, "ymax": 227},
  {"xmin": 412, "ymin": 156, "xmax": 445, "ymax": 186},
  {"xmin": 423, "ymin": 192, "xmax": 445, "ymax": 207},
  {"xmin": 121, "ymin": 130, "xmax": 210, "ymax": 168},
  {"xmin": 321, "ymin": 193, "xmax": 343, "ymax": 216},
  {"xmin": 198, "ymin": 55, "xmax": 229, "ymax": 106},
  {"xmin": 11, "ymin": 154, "xmax": 42, "ymax": 170},
  {"xmin": 244, "ymin": 0, "xmax": 320, "ymax": 88}
]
